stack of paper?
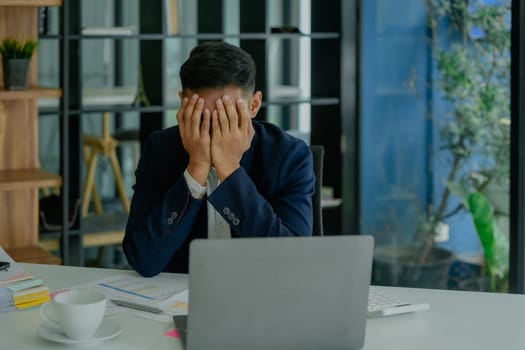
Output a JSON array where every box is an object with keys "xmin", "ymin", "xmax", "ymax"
[
  {"xmin": 0, "ymin": 247, "xmax": 51, "ymax": 312},
  {"xmin": 8, "ymin": 278, "xmax": 50, "ymax": 309}
]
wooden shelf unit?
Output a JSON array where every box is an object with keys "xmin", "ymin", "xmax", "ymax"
[
  {"xmin": 1, "ymin": 0, "xmax": 62, "ymax": 6},
  {"xmin": 0, "ymin": 169, "xmax": 61, "ymax": 191},
  {"xmin": 0, "ymin": 2, "xmax": 62, "ymax": 263},
  {"xmin": 0, "ymin": 87, "xmax": 61, "ymax": 100},
  {"xmin": 6, "ymin": 246, "xmax": 61, "ymax": 264}
]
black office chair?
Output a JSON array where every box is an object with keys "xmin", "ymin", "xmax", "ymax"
[{"xmin": 310, "ymin": 145, "xmax": 325, "ymax": 236}]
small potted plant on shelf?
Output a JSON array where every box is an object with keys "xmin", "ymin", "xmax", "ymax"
[{"xmin": 0, "ymin": 38, "xmax": 38, "ymax": 90}]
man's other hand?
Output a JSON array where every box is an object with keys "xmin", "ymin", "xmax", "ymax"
[
  {"xmin": 211, "ymin": 95, "xmax": 254, "ymax": 181},
  {"xmin": 177, "ymin": 94, "xmax": 211, "ymax": 186}
]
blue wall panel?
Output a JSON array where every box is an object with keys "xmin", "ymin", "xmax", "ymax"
[
  {"xmin": 360, "ymin": 0, "xmax": 483, "ymax": 254},
  {"xmin": 361, "ymin": 0, "xmax": 431, "ymax": 245}
]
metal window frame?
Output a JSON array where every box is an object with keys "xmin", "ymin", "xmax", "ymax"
[{"xmin": 509, "ymin": 0, "xmax": 525, "ymax": 293}]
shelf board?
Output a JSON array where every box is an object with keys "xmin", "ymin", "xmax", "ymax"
[
  {"xmin": 270, "ymin": 32, "xmax": 340, "ymax": 39},
  {"xmin": 0, "ymin": 169, "xmax": 61, "ymax": 191},
  {"xmin": 39, "ymin": 213, "xmax": 127, "ymax": 252},
  {"xmin": 38, "ymin": 97, "xmax": 340, "ymax": 116},
  {"xmin": 82, "ymin": 212, "xmax": 128, "ymax": 235},
  {"xmin": 264, "ymin": 97, "xmax": 340, "ymax": 106},
  {"xmin": 43, "ymin": 32, "xmax": 340, "ymax": 41},
  {"xmin": 0, "ymin": 0, "xmax": 62, "ymax": 6},
  {"xmin": 322, "ymin": 198, "xmax": 342, "ymax": 209},
  {"xmin": 6, "ymin": 246, "xmax": 61, "ymax": 265},
  {"xmin": 39, "ymin": 103, "xmax": 181, "ymax": 115},
  {"xmin": 0, "ymin": 87, "xmax": 61, "ymax": 100}
]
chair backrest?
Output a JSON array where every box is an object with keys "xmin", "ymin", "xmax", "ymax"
[{"xmin": 310, "ymin": 145, "xmax": 325, "ymax": 236}]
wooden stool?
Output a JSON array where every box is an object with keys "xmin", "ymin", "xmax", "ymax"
[
  {"xmin": 82, "ymin": 112, "xmax": 130, "ymax": 216},
  {"xmin": 113, "ymin": 128, "xmax": 140, "ymax": 170}
]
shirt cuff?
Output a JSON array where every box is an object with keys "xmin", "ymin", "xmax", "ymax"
[{"xmin": 184, "ymin": 169, "xmax": 207, "ymax": 199}]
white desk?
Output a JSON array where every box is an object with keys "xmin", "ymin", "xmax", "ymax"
[{"xmin": 1, "ymin": 263, "xmax": 525, "ymax": 350}]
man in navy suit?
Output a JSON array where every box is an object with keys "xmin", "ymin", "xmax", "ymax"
[{"xmin": 123, "ymin": 42, "xmax": 315, "ymax": 277}]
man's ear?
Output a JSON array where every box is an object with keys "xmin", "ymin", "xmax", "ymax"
[
  {"xmin": 249, "ymin": 91, "xmax": 263, "ymax": 118},
  {"xmin": 178, "ymin": 91, "xmax": 184, "ymax": 100}
]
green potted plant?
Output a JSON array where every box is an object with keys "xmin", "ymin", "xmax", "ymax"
[
  {"xmin": 0, "ymin": 38, "xmax": 38, "ymax": 90},
  {"xmin": 374, "ymin": 0, "xmax": 510, "ymax": 290},
  {"xmin": 447, "ymin": 185, "xmax": 509, "ymax": 291},
  {"xmin": 421, "ymin": 0, "xmax": 510, "ymax": 290}
]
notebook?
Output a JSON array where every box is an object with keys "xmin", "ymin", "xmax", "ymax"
[{"xmin": 182, "ymin": 235, "xmax": 374, "ymax": 350}]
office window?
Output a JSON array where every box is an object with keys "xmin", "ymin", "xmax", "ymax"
[{"xmin": 361, "ymin": 0, "xmax": 511, "ymax": 292}]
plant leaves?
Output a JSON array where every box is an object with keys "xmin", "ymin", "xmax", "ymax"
[{"xmin": 467, "ymin": 191, "xmax": 509, "ymax": 290}]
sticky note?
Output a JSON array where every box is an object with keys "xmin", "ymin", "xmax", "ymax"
[
  {"xmin": 164, "ymin": 329, "xmax": 181, "ymax": 339},
  {"xmin": 173, "ymin": 301, "xmax": 188, "ymax": 311}
]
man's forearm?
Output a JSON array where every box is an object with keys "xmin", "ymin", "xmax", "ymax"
[
  {"xmin": 123, "ymin": 180, "xmax": 204, "ymax": 277},
  {"xmin": 208, "ymin": 167, "xmax": 313, "ymax": 237}
]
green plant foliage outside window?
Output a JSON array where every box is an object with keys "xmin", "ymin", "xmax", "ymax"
[{"xmin": 420, "ymin": 0, "xmax": 510, "ymax": 291}]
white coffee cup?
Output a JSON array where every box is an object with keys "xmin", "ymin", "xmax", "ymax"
[{"xmin": 40, "ymin": 288, "xmax": 107, "ymax": 340}]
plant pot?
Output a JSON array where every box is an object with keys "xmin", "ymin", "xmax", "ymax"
[
  {"xmin": 448, "ymin": 253, "xmax": 486, "ymax": 291},
  {"xmin": 2, "ymin": 58, "xmax": 30, "ymax": 90},
  {"xmin": 372, "ymin": 245, "xmax": 455, "ymax": 289}
]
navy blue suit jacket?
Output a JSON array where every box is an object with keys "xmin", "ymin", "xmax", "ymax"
[{"xmin": 123, "ymin": 120, "xmax": 315, "ymax": 276}]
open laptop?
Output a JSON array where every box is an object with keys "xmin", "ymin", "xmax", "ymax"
[{"xmin": 175, "ymin": 235, "xmax": 374, "ymax": 350}]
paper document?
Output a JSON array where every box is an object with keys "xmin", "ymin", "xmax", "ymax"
[
  {"xmin": 64, "ymin": 274, "xmax": 188, "ymax": 317},
  {"xmin": 156, "ymin": 289, "xmax": 188, "ymax": 315}
]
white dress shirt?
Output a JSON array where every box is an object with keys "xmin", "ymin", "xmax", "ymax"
[{"xmin": 183, "ymin": 168, "xmax": 231, "ymax": 239}]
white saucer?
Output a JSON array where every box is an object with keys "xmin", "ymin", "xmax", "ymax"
[{"xmin": 38, "ymin": 319, "xmax": 122, "ymax": 345}]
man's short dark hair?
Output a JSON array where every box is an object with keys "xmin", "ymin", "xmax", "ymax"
[{"xmin": 180, "ymin": 41, "xmax": 256, "ymax": 93}]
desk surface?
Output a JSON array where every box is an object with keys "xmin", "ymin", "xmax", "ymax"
[{"xmin": 1, "ymin": 263, "xmax": 524, "ymax": 350}]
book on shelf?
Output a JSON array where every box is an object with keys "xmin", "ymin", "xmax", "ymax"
[
  {"xmin": 0, "ymin": 246, "xmax": 51, "ymax": 312},
  {"xmin": 268, "ymin": 85, "xmax": 304, "ymax": 100},
  {"xmin": 83, "ymin": 86, "xmax": 137, "ymax": 106},
  {"xmin": 38, "ymin": 86, "xmax": 137, "ymax": 109},
  {"xmin": 81, "ymin": 26, "xmax": 136, "ymax": 36},
  {"xmin": 164, "ymin": 0, "xmax": 180, "ymax": 35}
]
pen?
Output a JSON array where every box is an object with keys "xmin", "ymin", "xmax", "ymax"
[{"xmin": 110, "ymin": 299, "xmax": 164, "ymax": 314}]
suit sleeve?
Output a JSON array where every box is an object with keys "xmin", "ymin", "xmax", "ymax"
[
  {"xmin": 208, "ymin": 142, "xmax": 315, "ymax": 237},
  {"xmin": 122, "ymin": 136, "xmax": 203, "ymax": 277}
]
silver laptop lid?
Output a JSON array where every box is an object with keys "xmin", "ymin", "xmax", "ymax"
[{"xmin": 187, "ymin": 235, "xmax": 374, "ymax": 350}]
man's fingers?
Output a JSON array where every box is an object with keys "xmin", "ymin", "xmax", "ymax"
[
  {"xmin": 191, "ymin": 97, "xmax": 205, "ymax": 136},
  {"xmin": 176, "ymin": 96, "xmax": 189, "ymax": 128},
  {"xmin": 222, "ymin": 95, "xmax": 238, "ymax": 131},
  {"xmin": 237, "ymin": 98, "xmax": 251, "ymax": 133},
  {"xmin": 182, "ymin": 94, "xmax": 199, "ymax": 138},
  {"xmin": 211, "ymin": 110, "xmax": 220, "ymax": 137},
  {"xmin": 201, "ymin": 108, "xmax": 211, "ymax": 134},
  {"xmin": 184, "ymin": 94, "xmax": 199, "ymax": 124},
  {"xmin": 215, "ymin": 98, "xmax": 230, "ymax": 134}
]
